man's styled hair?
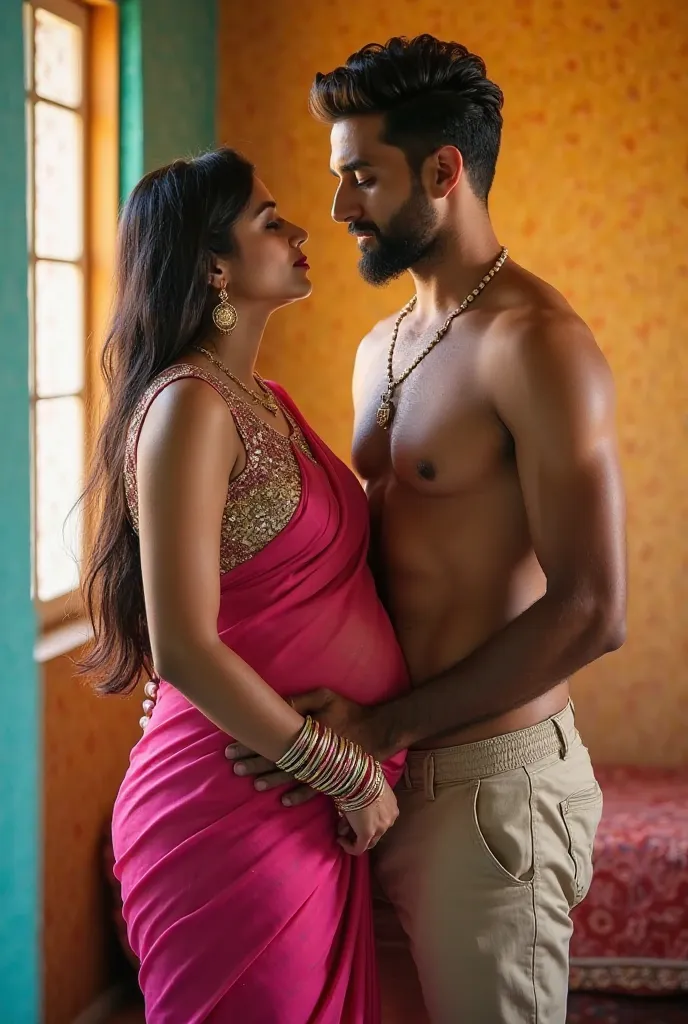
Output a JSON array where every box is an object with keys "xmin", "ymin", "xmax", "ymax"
[{"xmin": 310, "ymin": 34, "xmax": 504, "ymax": 203}]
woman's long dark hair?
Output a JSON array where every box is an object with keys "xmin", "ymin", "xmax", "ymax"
[{"xmin": 80, "ymin": 148, "xmax": 254, "ymax": 694}]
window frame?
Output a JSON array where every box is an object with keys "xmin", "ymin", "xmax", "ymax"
[{"xmin": 25, "ymin": 0, "xmax": 118, "ymax": 634}]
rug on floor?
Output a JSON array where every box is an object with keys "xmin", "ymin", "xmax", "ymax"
[{"xmin": 567, "ymin": 992, "xmax": 688, "ymax": 1023}]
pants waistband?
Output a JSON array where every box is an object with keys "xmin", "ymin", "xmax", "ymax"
[{"xmin": 402, "ymin": 701, "xmax": 577, "ymax": 794}]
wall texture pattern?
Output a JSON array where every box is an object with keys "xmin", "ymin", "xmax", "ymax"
[{"xmin": 218, "ymin": 0, "xmax": 688, "ymax": 766}]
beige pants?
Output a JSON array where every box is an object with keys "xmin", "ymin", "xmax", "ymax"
[{"xmin": 373, "ymin": 702, "xmax": 603, "ymax": 1024}]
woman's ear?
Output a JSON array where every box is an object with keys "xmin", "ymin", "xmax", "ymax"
[{"xmin": 208, "ymin": 256, "xmax": 231, "ymax": 291}]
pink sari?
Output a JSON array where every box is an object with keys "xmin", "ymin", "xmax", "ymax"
[{"xmin": 112, "ymin": 382, "xmax": 408, "ymax": 1023}]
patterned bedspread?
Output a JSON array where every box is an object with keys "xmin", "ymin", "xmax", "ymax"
[{"xmin": 570, "ymin": 765, "xmax": 688, "ymax": 995}]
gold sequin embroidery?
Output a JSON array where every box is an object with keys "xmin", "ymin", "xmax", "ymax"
[{"xmin": 124, "ymin": 365, "xmax": 317, "ymax": 573}]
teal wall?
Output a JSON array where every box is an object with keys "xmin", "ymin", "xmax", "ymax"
[
  {"xmin": 120, "ymin": 0, "xmax": 217, "ymax": 199},
  {"xmin": 0, "ymin": 1, "xmax": 39, "ymax": 1021}
]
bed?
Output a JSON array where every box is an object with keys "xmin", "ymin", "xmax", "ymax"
[{"xmin": 570, "ymin": 765, "xmax": 688, "ymax": 996}]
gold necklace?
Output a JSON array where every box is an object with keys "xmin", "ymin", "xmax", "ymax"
[
  {"xmin": 376, "ymin": 246, "xmax": 509, "ymax": 430},
  {"xmin": 193, "ymin": 346, "xmax": 279, "ymax": 416}
]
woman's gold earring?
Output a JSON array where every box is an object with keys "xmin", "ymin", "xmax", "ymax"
[{"xmin": 212, "ymin": 287, "xmax": 238, "ymax": 334}]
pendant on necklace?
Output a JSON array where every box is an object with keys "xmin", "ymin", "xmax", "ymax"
[{"xmin": 376, "ymin": 390, "xmax": 395, "ymax": 430}]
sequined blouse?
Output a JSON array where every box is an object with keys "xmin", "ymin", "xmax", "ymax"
[{"xmin": 123, "ymin": 364, "xmax": 317, "ymax": 573}]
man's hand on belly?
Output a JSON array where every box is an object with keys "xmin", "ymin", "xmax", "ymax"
[
  {"xmin": 293, "ymin": 689, "xmax": 383, "ymax": 752},
  {"xmin": 225, "ymin": 689, "xmax": 387, "ymax": 804}
]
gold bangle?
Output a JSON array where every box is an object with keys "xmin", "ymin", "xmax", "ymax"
[
  {"xmin": 335, "ymin": 763, "xmax": 385, "ymax": 813},
  {"xmin": 275, "ymin": 717, "xmax": 382, "ymax": 807}
]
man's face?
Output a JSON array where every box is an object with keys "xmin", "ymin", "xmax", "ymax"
[{"xmin": 329, "ymin": 115, "xmax": 440, "ymax": 285}]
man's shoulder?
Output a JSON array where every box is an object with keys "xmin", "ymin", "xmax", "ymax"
[
  {"xmin": 353, "ymin": 311, "xmax": 401, "ymax": 377},
  {"xmin": 501, "ymin": 306, "xmax": 595, "ymax": 356},
  {"xmin": 479, "ymin": 265, "xmax": 613, "ymax": 419},
  {"xmin": 358, "ymin": 311, "xmax": 399, "ymax": 350},
  {"xmin": 487, "ymin": 265, "xmax": 605, "ymax": 372}
]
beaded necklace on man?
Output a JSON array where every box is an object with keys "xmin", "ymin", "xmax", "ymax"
[{"xmin": 376, "ymin": 246, "xmax": 509, "ymax": 430}]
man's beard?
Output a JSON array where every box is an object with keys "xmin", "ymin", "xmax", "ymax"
[{"xmin": 352, "ymin": 181, "xmax": 440, "ymax": 286}]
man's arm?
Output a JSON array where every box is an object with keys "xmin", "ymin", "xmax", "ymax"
[{"xmin": 367, "ymin": 312, "xmax": 627, "ymax": 758}]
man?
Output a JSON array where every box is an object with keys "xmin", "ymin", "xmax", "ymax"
[{"xmin": 226, "ymin": 35, "xmax": 626, "ymax": 1024}]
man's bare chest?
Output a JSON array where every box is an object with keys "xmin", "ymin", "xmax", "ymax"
[{"xmin": 353, "ymin": 346, "xmax": 509, "ymax": 496}]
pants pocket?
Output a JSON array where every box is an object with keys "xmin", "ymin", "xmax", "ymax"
[
  {"xmin": 559, "ymin": 783, "xmax": 603, "ymax": 907},
  {"xmin": 471, "ymin": 773, "xmax": 534, "ymax": 887}
]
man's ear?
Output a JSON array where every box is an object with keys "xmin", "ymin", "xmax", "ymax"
[{"xmin": 422, "ymin": 145, "xmax": 463, "ymax": 200}]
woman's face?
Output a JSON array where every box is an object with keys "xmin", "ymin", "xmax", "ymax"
[{"xmin": 225, "ymin": 177, "xmax": 311, "ymax": 308}]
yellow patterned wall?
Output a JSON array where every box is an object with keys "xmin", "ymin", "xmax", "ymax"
[{"xmin": 218, "ymin": 0, "xmax": 688, "ymax": 766}]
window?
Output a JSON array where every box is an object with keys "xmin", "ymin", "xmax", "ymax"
[{"xmin": 25, "ymin": 0, "xmax": 88, "ymax": 623}]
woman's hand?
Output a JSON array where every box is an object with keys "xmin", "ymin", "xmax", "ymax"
[{"xmin": 337, "ymin": 779, "xmax": 399, "ymax": 856}]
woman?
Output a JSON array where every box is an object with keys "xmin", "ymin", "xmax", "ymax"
[{"xmin": 81, "ymin": 148, "xmax": 409, "ymax": 1023}]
